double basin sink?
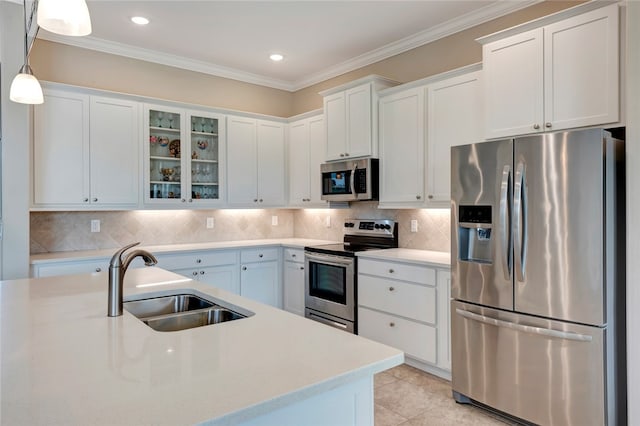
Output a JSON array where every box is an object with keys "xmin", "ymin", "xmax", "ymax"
[{"xmin": 124, "ymin": 289, "xmax": 253, "ymax": 332}]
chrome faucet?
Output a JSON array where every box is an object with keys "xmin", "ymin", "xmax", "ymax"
[{"xmin": 108, "ymin": 242, "xmax": 158, "ymax": 317}]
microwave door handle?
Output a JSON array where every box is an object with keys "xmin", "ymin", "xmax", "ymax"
[{"xmin": 350, "ymin": 165, "xmax": 357, "ymax": 198}]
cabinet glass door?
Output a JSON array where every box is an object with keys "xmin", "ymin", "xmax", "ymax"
[
  {"xmin": 148, "ymin": 108, "xmax": 183, "ymax": 200},
  {"xmin": 188, "ymin": 114, "xmax": 220, "ymax": 201}
]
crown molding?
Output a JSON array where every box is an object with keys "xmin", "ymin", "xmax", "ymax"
[
  {"xmin": 37, "ymin": 31, "xmax": 296, "ymax": 91},
  {"xmin": 37, "ymin": 0, "xmax": 541, "ymax": 93}
]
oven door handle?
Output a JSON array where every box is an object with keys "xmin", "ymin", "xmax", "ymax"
[{"xmin": 305, "ymin": 252, "xmax": 355, "ymax": 267}]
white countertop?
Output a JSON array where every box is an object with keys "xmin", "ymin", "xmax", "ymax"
[
  {"xmin": 0, "ymin": 268, "xmax": 403, "ymax": 425},
  {"xmin": 30, "ymin": 238, "xmax": 337, "ymax": 264},
  {"xmin": 357, "ymin": 248, "xmax": 451, "ymax": 267}
]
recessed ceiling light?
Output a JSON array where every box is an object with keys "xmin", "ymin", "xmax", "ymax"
[
  {"xmin": 131, "ymin": 16, "xmax": 150, "ymax": 25},
  {"xmin": 269, "ymin": 53, "xmax": 284, "ymax": 62}
]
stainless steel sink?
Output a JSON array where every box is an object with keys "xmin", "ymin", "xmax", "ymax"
[{"xmin": 123, "ymin": 289, "xmax": 253, "ymax": 332}]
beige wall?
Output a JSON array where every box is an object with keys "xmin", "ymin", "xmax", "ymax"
[
  {"xmin": 291, "ymin": 1, "xmax": 584, "ymax": 114},
  {"xmin": 30, "ymin": 40, "xmax": 294, "ymax": 117},
  {"xmin": 30, "ymin": 2, "xmax": 582, "ymax": 118}
]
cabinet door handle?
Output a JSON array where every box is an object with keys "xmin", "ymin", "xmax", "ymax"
[
  {"xmin": 299, "ymin": 266, "xmax": 304, "ymax": 270},
  {"xmin": 291, "ymin": 254, "xmax": 296, "ymax": 258},
  {"xmin": 416, "ymin": 195, "xmax": 421, "ymax": 200},
  {"xmin": 533, "ymin": 124, "xmax": 540, "ymax": 130},
  {"xmin": 95, "ymin": 267, "xmax": 102, "ymax": 272},
  {"xmin": 92, "ymin": 198, "xmax": 98, "ymax": 202},
  {"xmin": 339, "ymin": 153, "xmax": 345, "ymax": 157},
  {"xmin": 188, "ymin": 199, "xmax": 193, "ymax": 203},
  {"xmin": 181, "ymin": 199, "xmax": 186, "ymax": 202},
  {"xmin": 259, "ymin": 199, "xmax": 263, "ymax": 203},
  {"xmin": 389, "ymin": 322, "xmax": 395, "ymax": 327},
  {"xmin": 259, "ymin": 253, "xmax": 263, "ymax": 258},
  {"xmin": 545, "ymin": 122, "xmax": 552, "ymax": 128},
  {"xmin": 192, "ymin": 271, "xmax": 198, "ymax": 276},
  {"xmin": 253, "ymin": 199, "xmax": 258, "ymax": 202},
  {"xmin": 242, "ymin": 266, "xmax": 247, "ymax": 271},
  {"xmin": 428, "ymin": 195, "xmax": 433, "ymax": 199},
  {"xmin": 344, "ymin": 153, "xmax": 349, "ymax": 157},
  {"xmin": 389, "ymin": 286, "xmax": 395, "ymax": 292},
  {"xmin": 83, "ymin": 198, "xmax": 89, "ymax": 202},
  {"xmin": 388, "ymin": 269, "xmax": 394, "ymax": 273},
  {"xmin": 200, "ymin": 270, "xmax": 205, "ymax": 275}
]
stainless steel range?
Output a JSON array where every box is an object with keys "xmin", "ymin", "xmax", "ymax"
[{"xmin": 304, "ymin": 219, "xmax": 398, "ymax": 333}]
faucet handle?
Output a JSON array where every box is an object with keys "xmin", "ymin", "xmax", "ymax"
[{"xmin": 109, "ymin": 242, "xmax": 141, "ymax": 267}]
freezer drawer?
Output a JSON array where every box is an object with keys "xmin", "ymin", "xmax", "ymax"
[{"xmin": 451, "ymin": 301, "xmax": 615, "ymax": 426}]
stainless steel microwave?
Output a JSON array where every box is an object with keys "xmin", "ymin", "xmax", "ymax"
[{"xmin": 320, "ymin": 158, "xmax": 378, "ymax": 202}]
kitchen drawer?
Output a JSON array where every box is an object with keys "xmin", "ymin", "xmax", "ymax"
[
  {"xmin": 358, "ymin": 307, "xmax": 437, "ymax": 364},
  {"xmin": 156, "ymin": 250, "xmax": 238, "ymax": 270},
  {"xmin": 358, "ymin": 275, "xmax": 436, "ymax": 324},
  {"xmin": 33, "ymin": 260, "xmax": 109, "ymax": 278},
  {"xmin": 241, "ymin": 247, "xmax": 279, "ymax": 263},
  {"xmin": 284, "ymin": 248, "xmax": 304, "ymax": 263},
  {"xmin": 358, "ymin": 258, "xmax": 435, "ymax": 286}
]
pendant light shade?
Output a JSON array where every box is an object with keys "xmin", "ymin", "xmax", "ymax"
[
  {"xmin": 10, "ymin": 65, "xmax": 44, "ymax": 104},
  {"xmin": 37, "ymin": 0, "xmax": 92, "ymax": 36}
]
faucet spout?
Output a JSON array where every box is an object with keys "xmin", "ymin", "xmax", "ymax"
[{"xmin": 108, "ymin": 242, "xmax": 158, "ymax": 317}]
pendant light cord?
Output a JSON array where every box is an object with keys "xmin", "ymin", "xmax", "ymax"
[{"xmin": 22, "ymin": 0, "xmax": 28, "ymax": 65}]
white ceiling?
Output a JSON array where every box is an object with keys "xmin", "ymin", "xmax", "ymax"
[{"xmin": 35, "ymin": 1, "xmax": 540, "ymax": 91}]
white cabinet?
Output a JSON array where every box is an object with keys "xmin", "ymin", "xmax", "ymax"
[
  {"xmin": 481, "ymin": 3, "xmax": 619, "ymax": 139},
  {"xmin": 283, "ymin": 248, "xmax": 305, "ymax": 316},
  {"xmin": 33, "ymin": 89, "xmax": 139, "ymax": 209},
  {"xmin": 240, "ymin": 248, "xmax": 281, "ymax": 308},
  {"xmin": 227, "ymin": 116, "xmax": 286, "ymax": 206},
  {"xmin": 321, "ymin": 76, "xmax": 397, "ymax": 161},
  {"xmin": 144, "ymin": 104, "xmax": 225, "ymax": 206},
  {"xmin": 357, "ymin": 257, "xmax": 451, "ymax": 377},
  {"xmin": 378, "ymin": 66, "xmax": 482, "ymax": 209},
  {"xmin": 288, "ymin": 114, "xmax": 327, "ymax": 207},
  {"xmin": 158, "ymin": 250, "xmax": 239, "ymax": 294},
  {"xmin": 379, "ymin": 86, "xmax": 426, "ymax": 206},
  {"xmin": 426, "ymin": 71, "xmax": 483, "ymax": 206}
]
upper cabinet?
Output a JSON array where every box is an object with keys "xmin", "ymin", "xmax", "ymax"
[
  {"xmin": 288, "ymin": 114, "xmax": 327, "ymax": 207},
  {"xmin": 480, "ymin": 3, "xmax": 619, "ymax": 139},
  {"xmin": 321, "ymin": 75, "xmax": 398, "ymax": 161},
  {"xmin": 378, "ymin": 66, "xmax": 482, "ymax": 209},
  {"xmin": 33, "ymin": 89, "xmax": 139, "ymax": 209},
  {"xmin": 143, "ymin": 103, "xmax": 225, "ymax": 206},
  {"xmin": 227, "ymin": 116, "xmax": 286, "ymax": 207}
]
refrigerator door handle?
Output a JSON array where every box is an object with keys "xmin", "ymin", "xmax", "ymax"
[
  {"xmin": 499, "ymin": 165, "xmax": 512, "ymax": 280},
  {"xmin": 455, "ymin": 308, "xmax": 593, "ymax": 342},
  {"xmin": 514, "ymin": 161, "xmax": 528, "ymax": 282}
]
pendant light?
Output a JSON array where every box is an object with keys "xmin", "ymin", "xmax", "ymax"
[
  {"xmin": 9, "ymin": 0, "xmax": 43, "ymax": 105},
  {"xmin": 37, "ymin": 0, "xmax": 92, "ymax": 37}
]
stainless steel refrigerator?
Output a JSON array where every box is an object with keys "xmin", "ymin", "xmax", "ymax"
[{"xmin": 450, "ymin": 128, "xmax": 626, "ymax": 425}]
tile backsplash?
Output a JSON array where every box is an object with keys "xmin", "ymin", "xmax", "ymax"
[{"xmin": 30, "ymin": 204, "xmax": 451, "ymax": 254}]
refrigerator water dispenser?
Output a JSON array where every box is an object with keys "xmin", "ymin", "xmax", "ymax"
[{"xmin": 458, "ymin": 206, "xmax": 492, "ymax": 264}]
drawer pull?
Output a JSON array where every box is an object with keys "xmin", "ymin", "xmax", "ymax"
[
  {"xmin": 192, "ymin": 271, "xmax": 198, "ymax": 276},
  {"xmin": 389, "ymin": 322, "xmax": 395, "ymax": 327},
  {"xmin": 291, "ymin": 253, "xmax": 296, "ymax": 258},
  {"xmin": 196, "ymin": 259, "xmax": 202, "ymax": 264},
  {"xmin": 388, "ymin": 269, "xmax": 394, "ymax": 274},
  {"xmin": 389, "ymin": 286, "xmax": 395, "ymax": 292},
  {"xmin": 95, "ymin": 267, "xmax": 102, "ymax": 272},
  {"xmin": 259, "ymin": 253, "xmax": 264, "ymax": 258},
  {"xmin": 299, "ymin": 266, "xmax": 304, "ymax": 270},
  {"xmin": 242, "ymin": 266, "xmax": 247, "ymax": 271},
  {"xmin": 200, "ymin": 271, "xmax": 205, "ymax": 275}
]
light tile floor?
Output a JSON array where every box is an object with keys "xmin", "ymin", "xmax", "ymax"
[{"xmin": 375, "ymin": 364, "xmax": 516, "ymax": 426}]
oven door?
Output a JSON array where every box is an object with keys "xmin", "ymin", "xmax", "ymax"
[{"xmin": 305, "ymin": 251, "xmax": 355, "ymax": 322}]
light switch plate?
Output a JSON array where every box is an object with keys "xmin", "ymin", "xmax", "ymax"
[
  {"xmin": 325, "ymin": 216, "xmax": 331, "ymax": 228},
  {"xmin": 272, "ymin": 215, "xmax": 278, "ymax": 226},
  {"xmin": 206, "ymin": 217, "xmax": 214, "ymax": 229},
  {"xmin": 91, "ymin": 219, "xmax": 100, "ymax": 233},
  {"xmin": 410, "ymin": 219, "xmax": 418, "ymax": 233}
]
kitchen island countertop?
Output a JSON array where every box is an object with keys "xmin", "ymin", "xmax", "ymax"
[{"xmin": 0, "ymin": 267, "xmax": 403, "ymax": 425}]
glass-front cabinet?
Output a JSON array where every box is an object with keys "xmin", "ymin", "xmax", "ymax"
[{"xmin": 144, "ymin": 104, "xmax": 225, "ymax": 206}]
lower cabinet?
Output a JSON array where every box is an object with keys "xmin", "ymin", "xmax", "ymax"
[
  {"xmin": 357, "ymin": 257, "xmax": 451, "ymax": 378},
  {"xmin": 157, "ymin": 250, "xmax": 240, "ymax": 294},
  {"xmin": 283, "ymin": 248, "xmax": 305, "ymax": 316},
  {"xmin": 240, "ymin": 248, "xmax": 281, "ymax": 308}
]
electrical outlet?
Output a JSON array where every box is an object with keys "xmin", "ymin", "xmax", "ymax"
[
  {"xmin": 325, "ymin": 216, "xmax": 331, "ymax": 228},
  {"xmin": 271, "ymin": 215, "xmax": 278, "ymax": 226},
  {"xmin": 206, "ymin": 217, "xmax": 214, "ymax": 229},
  {"xmin": 410, "ymin": 219, "xmax": 418, "ymax": 233},
  {"xmin": 91, "ymin": 219, "xmax": 100, "ymax": 233}
]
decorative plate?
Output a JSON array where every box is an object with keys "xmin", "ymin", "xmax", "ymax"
[{"xmin": 169, "ymin": 139, "xmax": 181, "ymax": 158}]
